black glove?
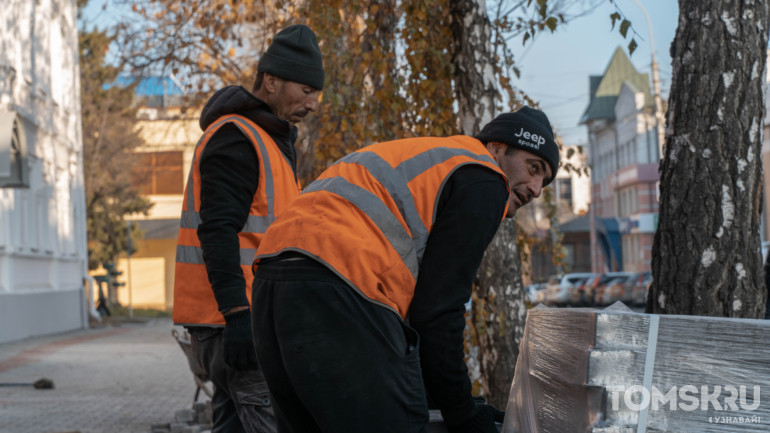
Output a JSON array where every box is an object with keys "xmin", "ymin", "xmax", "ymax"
[
  {"xmin": 447, "ymin": 403, "xmax": 505, "ymax": 433},
  {"xmin": 222, "ymin": 309, "xmax": 259, "ymax": 371}
]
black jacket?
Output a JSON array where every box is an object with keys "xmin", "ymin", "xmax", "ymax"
[{"xmin": 197, "ymin": 85, "xmax": 298, "ymax": 312}]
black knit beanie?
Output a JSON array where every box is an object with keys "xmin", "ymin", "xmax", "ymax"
[
  {"xmin": 258, "ymin": 24, "xmax": 325, "ymax": 90},
  {"xmin": 475, "ymin": 106, "xmax": 560, "ymax": 184}
]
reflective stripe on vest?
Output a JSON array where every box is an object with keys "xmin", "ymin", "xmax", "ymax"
[
  {"xmin": 176, "ymin": 244, "xmax": 258, "ymax": 268},
  {"xmin": 255, "ymin": 136, "xmax": 509, "ymax": 318},
  {"xmin": 305, "ymin": 175, "xmax": 420, "ymax": 280}
]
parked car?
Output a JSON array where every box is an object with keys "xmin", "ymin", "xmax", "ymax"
[
  {"xmin": 627, "ymin": 271, "xmax": 653, "ymax": 306},
  {"xmin": 525, "ymin": 283, "xmax": 548, "ymax": 307},
  {"xmin": 569, "ymin": 274, "xmax": 598, "ymax": 306},
  {"xmin": 542, "ymin": 275, "xmax": 561, "ymax": 306},
  {"xmin": 599, "ymin": 275, "xmax": 634, "ymax": 305},
  {"xmin": 586, "ymin": 272, "xmax": 636, "ymax": 306},
  {"xmin": 544, "ymin": 272, "xmax": 597, "ymax": 306}
]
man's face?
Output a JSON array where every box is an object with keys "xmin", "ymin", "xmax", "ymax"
[
  {"xmin": 486, "ymin": 142, "xmax": 553, "ymax": 217},
  {"xmin": 264, "ymin": 75, "xmax": 320, "ymax": 124}
]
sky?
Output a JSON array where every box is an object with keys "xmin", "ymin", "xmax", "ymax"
[
  {"xmin": 82, "ymin": 0, "xmax": 679, "ymax": 149},
  {"xmin": 511, "ymin": 0, "xmax": 679, "ymax": 148}
]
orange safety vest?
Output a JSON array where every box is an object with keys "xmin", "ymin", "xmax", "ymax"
[
  {"xmin": 254, "ymin": 135, "xmax": 509, "ymax": 319},
  {"xmin": 173, "ymin": 114, "xmax": 301, "ymax": 326}
]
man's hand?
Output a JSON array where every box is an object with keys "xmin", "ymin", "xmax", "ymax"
[
  {"xmin": 222, "ymin": 308, "xmax": 259, "ymax": 371},
  {"xmin": 447, "ymin": 403, "xmax": 505, "ymax": 433}
]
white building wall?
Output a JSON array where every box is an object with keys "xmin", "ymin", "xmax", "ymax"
[
  {"xmin": 556, "ymin": 145, "xmax": 591, "ymax": 215},
  {"xmin": 0, "ymin": 0, "xmax": 89, "ymax": 343},
  {"xmin": 588, "ymin": 123, "xmax": 618, "ymax": 217}
]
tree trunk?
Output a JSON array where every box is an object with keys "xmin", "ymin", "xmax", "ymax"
[
  {"xmin": 450, "ymin": 0, "xmax": 497, "ymax": 131},
  {"xmin": 649, "ymin": 0, "xmax": 769, "ymax": 317},
  {"xmin": 468, "ymin": 219, "xmax": 525, "ymax": 409},
  {"xmin": 450, "ymin": 0, "xmax": 525, "ymax": 408}
]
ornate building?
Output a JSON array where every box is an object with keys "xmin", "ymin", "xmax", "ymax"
[
  {"xmin": 0, "ymin": 0, "xmax": 89, "ymax": 343},
  {"xmin": 581, "ymin": 47, "xmax": 661, "ymax": 273}
]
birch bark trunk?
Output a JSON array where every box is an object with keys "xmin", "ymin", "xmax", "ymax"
[
  {"xmin": 450, "ymin": 0, "xmax": 526, "ymax": 408},
  {"xmin": 649, "ymin": 0, "xmax": 769, "ymax": 318}
]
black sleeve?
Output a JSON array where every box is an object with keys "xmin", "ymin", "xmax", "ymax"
[
  {"xmin": 408, "ymin": 164, "xmax": 508, "ymax": 426},
  {"xmin": 197, "ymin": 124, "xmax": 260, "ymax": 312}
]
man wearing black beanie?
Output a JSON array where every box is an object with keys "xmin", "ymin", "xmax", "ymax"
[
  {"xmin": 172, "ymin": 23, "xmax": 324, "ymax": 433},
  {"xmin": 250, "ymin": 106, "xmax": 559, "ymax": 433}
]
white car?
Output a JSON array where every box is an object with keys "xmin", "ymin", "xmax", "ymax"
[
  {"xmin": 525, "ymin": 283, "xmax": 548, "ymax": 306},
  {"xmin": 545, "ymin": 272, "xmax": 598, "ymax": 306}
]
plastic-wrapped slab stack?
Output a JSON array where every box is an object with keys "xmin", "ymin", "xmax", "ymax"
[{"xmin": 503, "ymin": 303, "xmax": 770, "ymax": 432}]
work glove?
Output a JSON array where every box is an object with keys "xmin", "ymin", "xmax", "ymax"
[
  {"xmin": 447, "ymin": 403, "xmax": 506, "ymax": 433},
  {"xmin": 222, "ymin": 309, "xmax": 259, "ymax": 371}
]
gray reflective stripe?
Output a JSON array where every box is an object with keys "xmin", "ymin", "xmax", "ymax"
[
  {"xmin": 177, "ymin": 245, "xmax": 204, "ymax": 264},
  {"xmin": 240, "ymin": 248, "xmax": 258, "ymax": 266},
  {"xmin": 337, "ymin": 151, "xmax": 429, "ymax": 259},
  {"xmin": 396, "ymin": 147, "xmax": 497, "ymax": 182},
  {"xmin": 180, "ymin": 212, "xmax": 271, "ymax": 233},
  {"xmin": 177, "ymin": 245, "xmax": 257, "ymax": 267},
  {"xmin": 242, "ymin": 215, "xmax": 274, "ymax": 233},
  {"xmin": 304, "ymin": 176, "xmax": 419, "ymax": 280},
  {"xmin": 180, "ymin": 210, "xmax": 201, "ymax": 229}
]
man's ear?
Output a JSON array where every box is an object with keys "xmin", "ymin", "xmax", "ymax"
[
  {"xmin": 486, "ymin": 141, "xmax": 504, "ymax": 157},
  {"xmin": 263, "ymin": 73, "xmax": 279, "ymax": 93}
]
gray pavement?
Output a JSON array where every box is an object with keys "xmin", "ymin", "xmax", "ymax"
[{"xmin": 0, "ymin": 318, "xmax": 206, "ymax": 433}]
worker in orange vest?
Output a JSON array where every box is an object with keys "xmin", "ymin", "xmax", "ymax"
[
  {"xmin": 172, "ymin": 24, "xmax": 324, "ymax": 433},
  {"xmin": 251, "ymin": 107, "xmax": 559, "ymax": 432}
]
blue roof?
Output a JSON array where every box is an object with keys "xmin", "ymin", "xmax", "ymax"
[{"xmin": 108, "ymin": 75, "xmax": 185, "ymax": 96}]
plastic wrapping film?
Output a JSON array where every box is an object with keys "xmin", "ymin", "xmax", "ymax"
[{"xmin": 503, "ymin": 303, "xmax": 770, "ymax": 433}]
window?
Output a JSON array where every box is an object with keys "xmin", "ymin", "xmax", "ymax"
[
  {"xmin": 563, "ymin": 244, "xmax": 576, "ymax": 268},
  {"xmin": 132, "ymin": 151, "xmax": 183, "ymax": 195},
  {"xmin": 555, "ymin": 178, "xmax": 573, "ymax": 208},
  {"xmin": 622, "ymin": 234, "xmax": 641, "ymax": 269},
  {"xmin": 614, "ymin": 186, "xmax": 638, "ymax": 217},
  {"xmin": 0, "ymin": 112, "xmax": 29, "ymax": 188}
]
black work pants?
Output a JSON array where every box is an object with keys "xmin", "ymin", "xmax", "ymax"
[
  {"xmin": 188, "ymin": 327, "xmax": 276, "ymax": 433},
  {"xmin": 252, "ymin": 258, "xmax": 429, "ymax": 433}
]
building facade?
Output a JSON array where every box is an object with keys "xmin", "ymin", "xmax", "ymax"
[
  {"xmin": 581, "ymin": 47, "xmax": 661, "ymax": 274},
  {"xmin": 114, "ymin": 76, "xmax": 198, "ymax": 311},
  {"xmin": 0, "ymin": 0, "xmax": 90, "ymax": 343}
]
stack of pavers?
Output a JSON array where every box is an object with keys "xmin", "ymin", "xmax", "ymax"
[
  {"xmin": 151, "ymin": 400, "xmax": 212, "ymax": 433},
  {"xmin": 503, "ymin": 303, "xmax": 770, "ymax": 432}
]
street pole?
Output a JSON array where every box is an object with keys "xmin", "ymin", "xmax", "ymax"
[
  {"xmin": 629, "ymin": 0, "xmax": 666, "ymax": 161},
  {"xmin": 126, "ymin": 221, "xmax": 133, "ymax": 319}
]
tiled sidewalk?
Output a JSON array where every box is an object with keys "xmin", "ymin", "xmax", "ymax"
[{"xmin": 0, "ymin": 318, "xmax": 201, "ymax": 433}]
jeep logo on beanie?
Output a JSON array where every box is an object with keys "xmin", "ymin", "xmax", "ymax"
[{"xmin": 514, "ymin": 127, "xmax": 547, "ymax": 149}]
